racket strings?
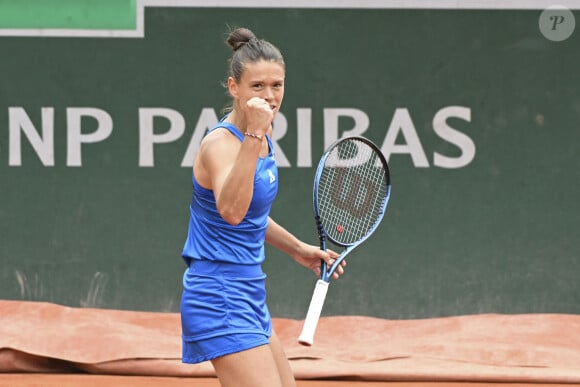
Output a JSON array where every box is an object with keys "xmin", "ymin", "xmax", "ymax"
[{"xmin": 317, "ymin": 139, "xmax": 388, "ymax": 245}]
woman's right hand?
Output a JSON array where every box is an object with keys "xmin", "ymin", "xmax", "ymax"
[{"xmin": 246, "ymin": 97, "xmax": 273, "ymax": 136}]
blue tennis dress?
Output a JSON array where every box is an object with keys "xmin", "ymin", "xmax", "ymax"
[{"xmin": 180, "ymin": 121, "xmax": 279, "ymax": 364}]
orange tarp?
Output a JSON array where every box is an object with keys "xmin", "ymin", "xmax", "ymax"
[{"xmin": 1, "ymin": 301, "xmax": 579, "ymax": 383}]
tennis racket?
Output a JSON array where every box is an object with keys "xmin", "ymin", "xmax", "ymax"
[{"xmin": 298, "ymin": 136, "xmax": 391, "ymax": 346}]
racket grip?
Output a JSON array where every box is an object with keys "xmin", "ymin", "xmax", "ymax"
[{"xmin": 298, "ymin": 279, "xmax": 329, "ymax": 346}]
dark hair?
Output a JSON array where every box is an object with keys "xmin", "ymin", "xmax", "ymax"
[{"xmin": 225, "ymin": 27, "xmax": 285, "ymax": 82}]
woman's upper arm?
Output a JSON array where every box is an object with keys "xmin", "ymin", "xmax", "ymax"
[
  {"xmin": 196, "ymin": 131, "xmax": 259, "ymax": 225},
  {"xmin": 196, "ymin": 132, "xmax": 236, "ymax": 203}
]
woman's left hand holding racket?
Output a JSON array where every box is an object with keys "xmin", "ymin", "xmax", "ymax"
[{"xmin": 291, "ymin": 243, "xmax": 345, "ymax": 280}]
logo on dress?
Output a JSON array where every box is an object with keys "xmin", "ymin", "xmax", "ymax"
[{"xmin": 268, "ymin": 169, "xmax": 276, "ymax": 184}]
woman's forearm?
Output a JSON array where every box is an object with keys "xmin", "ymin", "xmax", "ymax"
[{"xmin": 265, "ymin": 217, "xmax": 302, "ymax": 257}]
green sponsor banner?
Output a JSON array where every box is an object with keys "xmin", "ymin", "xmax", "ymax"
[
  {"xmin": 0, "ymin": 0, "xmax": 136, "ymax": 30},
  {"xmin": 0, "ymin": 4, "xmax": 578, "ymax": 318}
]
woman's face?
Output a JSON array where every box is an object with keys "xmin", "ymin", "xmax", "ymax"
[{"xmin": 229, "ymin": 59, "xmax": 285, "ymax": 119}]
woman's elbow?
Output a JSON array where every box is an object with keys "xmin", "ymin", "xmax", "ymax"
[{"xmin": 219, "ymin": 209, "xmax": 245, "ymax": 226}]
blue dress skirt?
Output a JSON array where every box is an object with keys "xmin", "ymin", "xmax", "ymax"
[{"xmin": 180, "ymin": 259, "xmax": 272, "ymax": 364}]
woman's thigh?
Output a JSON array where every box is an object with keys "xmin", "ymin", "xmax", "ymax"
[
  {"xmin": 211, "ymin": 332, "xmax": 296, "ymax": 387},
  {"xmin": 268, "ymin": 331, "xmax": 296, "ymax": 387}
]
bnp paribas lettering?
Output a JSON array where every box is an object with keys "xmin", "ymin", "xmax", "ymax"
[{"xmin": 5, "ymin": 106, "xmax": 473, "ymax": 169}]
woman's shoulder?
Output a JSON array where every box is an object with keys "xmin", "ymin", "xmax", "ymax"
[{"xmin": 200, "ymin": 127, "xmax": 240, "ymax": 156}]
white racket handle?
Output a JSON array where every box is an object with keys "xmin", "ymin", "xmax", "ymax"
[{"xmin": 298, "ymin": 279, "xmax": 329, "ymax": 346}]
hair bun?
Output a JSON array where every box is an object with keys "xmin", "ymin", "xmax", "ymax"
[{"xmin": 226, "ymin": 27, "xmax": 257, "ymax": 51}]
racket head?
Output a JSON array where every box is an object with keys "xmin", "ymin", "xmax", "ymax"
[{"xmin": 313, "ymin": 136, "xmax": 391, "ymax": 250}]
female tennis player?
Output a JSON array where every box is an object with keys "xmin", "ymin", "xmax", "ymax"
[{"xmin": 180, "ymin": 27, "xmax": 345, "ymax": 387}]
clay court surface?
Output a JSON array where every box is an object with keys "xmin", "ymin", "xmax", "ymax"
[
  {"xmin": 0, "ymin": 374, "xmax": 571, "ymax": 387},
  {"xmin": 1, "ymin": 375, "xmax": 579, "ymax": 387},
  {"xmin": 1, "ymin": 301, "xmax": 580, "ymax": 386}
]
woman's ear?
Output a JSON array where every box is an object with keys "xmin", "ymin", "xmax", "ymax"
[{"xmin": 227, "ymin": 77, "xmax": 238, "ymax": 98}]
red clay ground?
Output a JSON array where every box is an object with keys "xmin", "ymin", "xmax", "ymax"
[{"xmin": 1, "ymin": 375, "xmax": 579, "ymax": 387}]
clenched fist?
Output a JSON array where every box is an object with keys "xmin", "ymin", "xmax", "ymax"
[{"xmin": 245, "ymin": 97, "xmax": 273, "ymax": 136}]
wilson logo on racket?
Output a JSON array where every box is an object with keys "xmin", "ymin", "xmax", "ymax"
[{"xmin": 331, "ymin": 169, "xmax": 377, "ymax": 218}]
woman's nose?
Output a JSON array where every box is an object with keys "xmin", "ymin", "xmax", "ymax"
[{"xmin": 262, "ymin": 87, "xmax": 274, "ymax": 100}]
